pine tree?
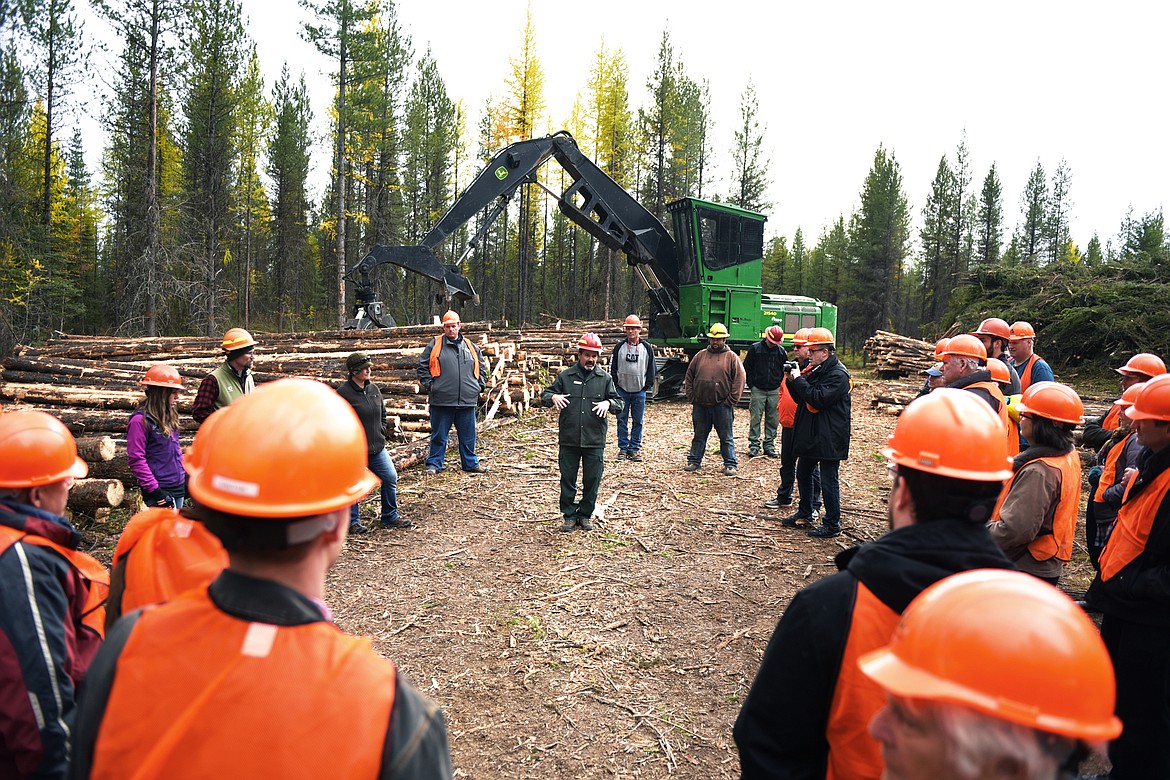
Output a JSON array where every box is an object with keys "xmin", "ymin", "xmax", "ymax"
[
  {"xmin": 637, "ymin": 30, "xmax": 675, "ymax": 220},
  {"xmin": 1045, "ymin": 160, "xmax": 1072, "ymax": 264},
  {"xmin": 728, "ymin": 78, "xmax": 769, "ymax": 212},
  {"xmin": 1019, "ymin": 161, "xmax": 1047, "ymax": 264},
  {"xmin": 1084, "ymin": 233, "xmax": 1103, "ymax": 266},
  {"xmin": 974, "ymin": 163, "xmax": 1003, "ymax": 265},
  {"xmin": 918, "ymin": 156, "xmax": 955, "ymax": 325},
  {"xmin": 231, "ymin": 49, "xmax": 271, "ymax": 328},
  {"xmin": 268, "ymin": 66, "xmax": 314, "ymax": 330}
]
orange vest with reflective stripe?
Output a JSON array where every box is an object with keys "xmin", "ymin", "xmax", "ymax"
[
  {"xmin": 991, "ymin": 451, "xmax": 1081, "ymax": 562},
  {"xmin": 1094, "ymin": 432, "xmax": 1135, "ymax": 504},
  {"xmin": 1098, "ymin": 466, "xmax": 1170, "ymax": 581},
  {"xmin": 0, "ymin": 525, "xmax": 109, "ymax": 637},
  {"xmin": 89, "ymin": 588, "xmax": 396, "ymax": 779},
  {"xmin": 429, "ymin": 336, "xmax": 480, "ymax": 380},
  {"xmin": 967, "ymin": 380, "xmax": 1019, "ymax": 457},
  {"xmin": 824, "ymin": 583, "xmax": 893, "ymax": 780},
  {"xmin": 113, "ymin": 508, "xmax": 228, "ymax": 616},
  {"xmin": 777, "ymin": 377, "xmax": 797, "ymax": 428}
]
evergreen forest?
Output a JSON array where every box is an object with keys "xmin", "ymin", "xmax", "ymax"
[{"xmin": 1, "ymin": 0, "xmax": 1166, "ymax": 369}]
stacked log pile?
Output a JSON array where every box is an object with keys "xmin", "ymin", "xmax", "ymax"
[
  {"xmin": 1, "ymin": 319, "xmax": 655, "ymax": 512},
  {"xmin": 862, "ymin": 330, "xmax": 939, "ymax": 379}
]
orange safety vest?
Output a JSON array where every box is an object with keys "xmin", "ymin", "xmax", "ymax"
[
  {"xmin": 113, "ymin": 508, "xmax": 229, "ymax": 617},
  {"xmin": 1014, "ymin": 354, "xmax": 1045, "ymax": 392},
  {"xmin": 89, "ymin": 588, "xmax": 397, "ymax": 779},
  {"xmin": 777, "ymin": 376, "xmax": 797, "ymax": 428},
  {"xmin": 1094, "ymin": 432, "xmax": 1135, "ymax": 504},
  {"xmin": 967, "ymin": 380, "xmax": 1019, "ymax": 457},
  {"xmin": 1100, "ymin": 404, "xmax": 1123, "ymax": 433},
  {"xmin": 991, "ymin": 451, "xmax": 1082, "ymax": 562},
  {"xmin": 0, "ymin": 525, "xmax": 109, "ymax": 637},
  {"xmin": 824, "ymin": 584, "xmax": 895, "ymax": 780},
  {"xmin": 428, "ymin": 336, "xmax": 481, "ymax": 380},
  {"xmin": 1098, "ymin": 465, "xmax": 1170, "ymax": 580}
]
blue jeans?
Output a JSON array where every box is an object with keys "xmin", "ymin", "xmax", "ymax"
[
  {"xmin": 798, "ymin": 458, "xmax": 839, "ymax": 526},
  {"xmin": 688, "ymin": 404, "xmax": 737, "ymax": 468},
  {"xmin": 351, "ymin": 448, "xmax": 399, "ymax": 525},
  {"xmin": 426, "ymin": 405, "xmax": 479, "ymax": 471},
  {"xmin": 616, "ymin": 388, "xmax": 646, "ymax": 454}
]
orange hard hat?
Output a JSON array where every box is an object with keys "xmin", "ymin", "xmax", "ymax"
[
  {"xmin": 792, "ymin": 328, "xmax": 812, "ymax": 346},
  {"xmin": 860, "ymin": 569, "xmax": 1122, "ymax": 742},
  {"xmin": 806, "ymin": 327, "xmax": 834, "ymax": 347},
  {"xmin": 441, "ymin": 310, "xmax": 461, "ymax": 325},
  {"xmin": 940, "ymin": 334, "xmax": 987, "ymax": 362},
  {"xmin": 0, "ymin": 410, "xmax": 88, "ymax": 488},
  {"xmin": 577, "ymin": 333, "xmax": 603, "ymax": 353},
  {"xmin": 1116, "ymin": 352, "xmax": 1166, "ymax": 379},
  {"xmin": 933, "ymin": 338, "xmax": 950, "ymax": 360},
  {"xmin": 1008, "ymin": 321, "xmax": 1036, "ymax": 341},
  {"xmin": 623, "ymin": 314, "xmax": 642, "ymax": 328},
  {"xmin": 221, "ymin": 327, "xmax": 257, "ymax": 352},
  {"xmin": 1114, "ymin": 381, "xmax": 1147, "ymax": 410},
  {"xmin": 1125, "ymin": 373, "xmax": 1170, "ymax": 422},
  {"xmin": 141, "ymin": 364, "xmax": 184, "ymax": 391},
  {"xmin": 764, "ymin": 325, "xmax": 785, "ymax": 346},
  {"xmin": 1015, "ymin": 381, "xmax": 1085, "ymax": 425},
  {"xmin": 185, "ymin": 378, "xmax": 377, "ymax": 518},
  {"xmin": 972, "ymin": 317, "xmax": 1011, "ymax": 340},
  {"xmin": 882, "ymin": 389, "xmax": 1013, "ymax": 481},
  {"xmin": 985, "ymin": 357, "xmax": 1011, "ymax": 385}
]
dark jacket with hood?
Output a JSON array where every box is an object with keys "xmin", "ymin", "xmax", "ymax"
[
  {"xmin": 734, "ymin": 518, "xmax": 1015, "ymax": 780},
  {"xmin": 789, "ymin": 353, "xmax": 851, "ymax": 461},
  {"xmin": 946, "ymin": 368, "xmax": 1000, "ymax": 412}
]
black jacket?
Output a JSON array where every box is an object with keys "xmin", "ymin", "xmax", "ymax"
[
  {"xmin": 1087, "ymin": 445, "xmax": 1170, "ymax": 627},
  {"xmin": 744, "ymin": 340, "xmax": 789, "ymax": 392},
  {"xmin": 734, "ymin": 519, "xmax": 1014, "ymax": 779},
  {"xmin": 947, "ymin": 369, "xmax": 1000, "ymax": 412},
  {"xmin": 337, "ymin": 378, "xmax": 387, "ymax": 454},
  {"xmin": 789, "ymin": 354, "xmax": 851, "ymax": 461}
]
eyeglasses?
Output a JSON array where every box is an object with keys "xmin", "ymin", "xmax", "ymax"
[{"xmin": 809, "ymin": 347, "xmax": 828, "ymax": 354}]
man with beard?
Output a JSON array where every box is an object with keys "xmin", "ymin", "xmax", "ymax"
[{"xmin": 683, "ymin": 323, "xmax": 746, "ymax": 476}]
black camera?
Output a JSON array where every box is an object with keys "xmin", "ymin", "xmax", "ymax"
[{"xmin": 784, "ymin": 361, "xmax": 799, "ymax": 372}]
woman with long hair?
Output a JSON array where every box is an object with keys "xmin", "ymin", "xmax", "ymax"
[{"xmin": 127, "ymin": 364, "xmax": 186, "ymax": 508}]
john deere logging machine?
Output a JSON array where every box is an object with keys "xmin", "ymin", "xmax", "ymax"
[{"xmin": 343, "ymin": 131, "xmax": 836, "ymax": 394}]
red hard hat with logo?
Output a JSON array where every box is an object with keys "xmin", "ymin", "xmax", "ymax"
[
  {"xmin": 577, "ymin": 333, "xmax": 603, "ymax": 353},
  {"xmin": 940, "ymin": 334, "xmax": 987, "ymax": 361},
  {"xmin": 860, "ymin": 569, "xmax": 1122, "ymax": 742},
  {"xmin": 623, "ymin": 315, "xmax": 642, "ymax": 328},
  {"xmin": 1008, "ymin": 321, "xmax": 1036, "ymax": 341},
  {"xmin": 882, "ymin": 389, "xmax": 1013, "ymax": 481},
  {"xmin": 1116, "ymin": 352, "xmax": 1166, "ymax": 379},
  {"xmin": 972, "ymin": 317, "xmax": 1011, "ymax": 340},
  {"xmin": 1015, "ymin": 381, "xmax": 1085, "ymax": 425},
  {"xmin": 141, "ymin": 364, "xmax": 184, "ymax": 391},
  {"xmin": 765, "ymin": 325, "xmax": 785, "ymax": 346},
  {"xmin": 0, "ymin": 409, "xmax": 89, "ymax": 488},
  {"xmin": 221, "ymin": 327, "xmax": 257, "ymax": 352}
]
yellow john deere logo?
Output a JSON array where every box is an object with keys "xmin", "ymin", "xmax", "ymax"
[{"xmin": 494, "ymin": 166, "xmax": 508, "ymax": 180}]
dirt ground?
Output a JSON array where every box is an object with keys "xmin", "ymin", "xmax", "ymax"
[{"xmin": 310, "ymin": 379, "xmax": 1097, "ymax": 778}]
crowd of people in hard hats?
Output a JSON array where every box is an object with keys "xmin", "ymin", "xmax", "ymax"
[{"xmin": 2, "ymin": 311, "xmax": 1169, "ymax": 779}]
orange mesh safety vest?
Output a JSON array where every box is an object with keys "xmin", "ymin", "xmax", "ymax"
[
  {"xmin": 1094, "ymin": 432, "xmax": 1135, "ymax": 504},
  {"xmin": 428, "ymin": 336, "xmax": 480, "ymax": 380},
  {"xmin": 777, "ymin": 376, "xmax": 797, "ymax": 428},
  {"xmin": 967, "ymin": 380, "xmax": 1019, "ymax": 457},
  {"xmin": 0, "ymin": 525, "xmax": 109, "ymax": 637},
  {"xmin": 113, "ymin": 508, "xmax": 229, "ymax": 616},
  {"xmin": 1098, "ymin": 465, "xmax": 1170, "ymax": 581},
  {"xmin": 89, "ymin": 588, "xmax": 396, "ymax": 779},
  {"xmin": 1100, "ymin": 404, "xmax": 1123, "ymax": 433},
  {"xmin": 991, "ymin": 451, "xmax": 1082, "ymax": 562},
  {"xmin": 824, "ymin": 583, "xmax": 894, "ymax": 780},
  {"xmin": 1015, "ymin": 354, "xmax": 1045, "ymax": 392}
]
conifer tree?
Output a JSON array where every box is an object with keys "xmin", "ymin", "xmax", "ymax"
[
  {"xmin": 267, "ymin": 66, "xmax": 314, "ymax": 330},
  {"xmin": 1019, "ymin": 160, "xmax": 1047, "ymax": 264},
  {"xmin": 974, "ymin": 163, "xmax": 1003, "ymax": 265},
  {"xmin": 1045, "ymin": 160, "xmax": 1072, "ymax": 264},
  {"xmin": 728, "ymin": 78, "xmax": 769, "ymax": 212}
]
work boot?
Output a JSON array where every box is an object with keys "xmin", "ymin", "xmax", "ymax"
[
  {"xmin": 425, "ymin": 467, "xmax": 438, "ymax": 476},
  {"xmin": 764, "ymin": 450, "xmax": 779, "ymax": 459},
  {"xmin": 808, "ymin": 523, "xmax": 842, "ymax": 539},
  {"xmin": 560, "ymin": 516, "xmax": 577, "ymax": 533},
  {"xmin": 616, "ymin": 450, "xmax": 629, "ymax": 461},
  {"xmin": 463, "ymin": 464, "xmax": 489, "ymax": 474},
  {"xmin": 724, "ymin": 466, "xmax": 738, "ymax": 476},
  {"xmin": 763, "ymin": 496, "xmax": 793, "ymax": 510},
  {"xmin": 348, "ymin": 522, "xmax": 368, "ymax": 535},
  {"xmin": 780, "ymin": 512, "xmax": 812, "ymax": 528},
  {"xmin": 748, "ymin": 449, "xmax": 760, "ymax": 458},
  {"xmin": 579, "ymin": 517, "xmax": 594, "ymax": 531},
  {"xmin": 627, "ymin": 451, "xmax": 643, "ymax": 462},
  {"xmin": 382, "ymin": 518, "xmax": 412, "ymax": 529},
  {"xmin": 683, "ymin": 462, "xmax": 700, "ymax": 472}
]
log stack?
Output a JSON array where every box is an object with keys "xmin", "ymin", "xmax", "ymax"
[
  {"xmin": 862, "ymin": 330, "xmax": 940, "ymax": 379},
  {"xmin": 1, "ymin": 319, "xmax": 656, "ymax": 512}
]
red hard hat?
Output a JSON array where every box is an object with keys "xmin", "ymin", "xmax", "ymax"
[
  {"xmin": 1016, "ymin": 381, "xmax": 1085, "ymax": 425},
  {"xmin": 1116, "ymin": 352, "xmax": 1167, "ymax": 379},
  {"xmin": 221, "ymin": 327, "xmax": 257, "ymax": 352},
  {"xmin": 972, "ymin": 317, "xmax": 1011, "ymax": 340},
  {"xmin": 792, "ymin": 328, "xmax": 812, "ymax": 346},
  {"xmin": 0, "ymin": 410, "xmax": 89, "ymax": 488},
  {"xmin": 940, "ymin": 334, "xmax": 987, "ymax": 361},
  {"xmin": 141, "ymin": 364, "xmax": 184, "ymax": 391},
  {"xmin": 623, "ymin": 315, "xmax": 642, "ymax": 328},
  {"xmin": 765, "ymin": 325, "xmax": 785, "ymax": 346},
  {"xmin": 860, "ymin": 569, "xmax": 1122, "ymax": 742},
  {"xmin": 1008, "ymin": 321, "xmax": 1036, "ymax": 341},
  {"xmin": 882, "ymin": 389, "xmax": 1013, "ymax": 481},
  {"xmin": 185, "ymin": 379, "xmax": 377, "ymax": 518},
  {"xmin": 933, "ymin": 338, "xmax": 951, "ymax": 360},
  {"xmin": 986, "ymin": 358, "xmax": 1011, "ymax": 385},
  {"xmin": 577, "ymin": 333, "xmax": 603, "ymax": 353}
]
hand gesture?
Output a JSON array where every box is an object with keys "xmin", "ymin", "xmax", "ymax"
[
  {"xmin": 592, "ymin": 399, "xmax": 610, "ymax": 417},
  {"xmin": 552, "ymin": 393, "xmax": 570, "ymax": 409}
]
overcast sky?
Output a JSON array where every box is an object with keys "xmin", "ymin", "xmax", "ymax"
[{"xmin": 86, "ymin": 0, "xmax": 1168, "ymax": 252}]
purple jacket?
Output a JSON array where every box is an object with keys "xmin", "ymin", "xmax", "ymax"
[{"xmin": 126, "ymin": 411, "xmax": 185, "ymax": 493}]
